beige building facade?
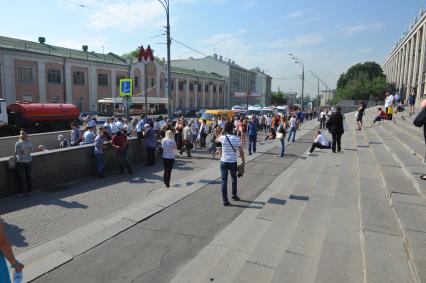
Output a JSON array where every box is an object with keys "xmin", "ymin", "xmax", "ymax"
[{"xmin": 383, "ymin": 9, "xmax": 426, "ymax": 101}]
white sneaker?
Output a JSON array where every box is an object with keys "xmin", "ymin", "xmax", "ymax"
[
  {"xmin": 315, "ymin": 148, "xmax": 322, "ymax": 152},
  {"xmin": 307, "ymin": 152, "xmax": 312, "ymax": 155}
]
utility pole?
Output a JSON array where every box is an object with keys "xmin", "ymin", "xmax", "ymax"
[
  {"xmin": 289, "ymin": 54, "xmax": 305, "ymax": 110},
  {"xmin": 158, "ymin": 0, "xmax": 172, "ymax": 119}
]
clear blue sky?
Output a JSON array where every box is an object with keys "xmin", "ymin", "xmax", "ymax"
[{"xmin": 0, "ymin": 0, "xmax": 424, "ymax": 97}]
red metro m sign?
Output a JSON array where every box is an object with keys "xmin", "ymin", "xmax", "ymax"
[{"xmin": 138, "ymin": 45, "xmax": 154, "ymax": 62}]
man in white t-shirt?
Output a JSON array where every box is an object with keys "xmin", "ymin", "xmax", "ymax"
[
  {"xmin": 287, "ymin": 115, "xmax": 297, "ymax": 142},
  {"xmin": 216, "ymin": 122, "xmax": 246, "ymax": 206},
  {"xmin": 308, "ymin": 130, "xmax": 331, "ymax": 154}
]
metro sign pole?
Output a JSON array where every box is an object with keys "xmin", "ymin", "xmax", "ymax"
[{"xmin": 138, "ymin": 45, "xmax": 154, "ymax": 117}]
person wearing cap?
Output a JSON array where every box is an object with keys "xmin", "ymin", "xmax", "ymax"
[
  {"xmin": 111, "ymin": 125, "xmax": 132, "ymax": 174},
  {"xmin": 58, "ymin": 134, "xmax": 69, "ymax": 149},
  {"xmin": 15, "ymin": 130, "xmax": 34, "ymax": 197},
  {"xmin": 80, "ymin": 123, "xmax": 95, "ymax": 145}
]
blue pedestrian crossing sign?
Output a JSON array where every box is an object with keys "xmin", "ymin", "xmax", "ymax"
[{"xmin": 119, "ymin": 79, "xmax": 133, "ymax": 97}]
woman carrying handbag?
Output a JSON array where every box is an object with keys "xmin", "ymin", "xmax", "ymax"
[{"xmin": 277, "ymin": 116, "xmax": 287, "ymax": 158}]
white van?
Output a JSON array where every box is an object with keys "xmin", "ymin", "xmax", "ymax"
[{"xmin": 247, "ymin": 105, "xmax": 262, "ymax": 119}]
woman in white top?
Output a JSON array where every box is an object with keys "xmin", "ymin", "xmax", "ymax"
[
  {"xmin": 15, "ymin": 130, "xmax": 34, "ymax": 197},
  {"xmin": 161, "ymin": 130, "xmax": 177, "ymax": 188}
]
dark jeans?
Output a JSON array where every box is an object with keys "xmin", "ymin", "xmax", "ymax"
[
  {"xmin": 163, "ymin": 158, "xmax": 174, "ymax": 187},
  {"xmin": 16, "ymin": 162, "xmax": 32, "ymax": 194},
  {"xmin": 146, "ymin": 146, "xmax": 156, "ymax": 165},
  {"xmin": 279, "ymin": 138, "xmax": 285, "ymax": 157},
  {"xmin": 309, "ymin": 142, "xmax": 331, "ymax": 153},
  {"xmin": 248, "ymin": 135, "xmax": 257, "ymax": 154},
  {"xmin": 332, "ymin": 133, "xmax": 343, "ymax": 152},
  {"xmin": 117, "ymin": 150, "xmax": 132, "ymax": 173},
  {"xmin": 95, "ymin": 153, "xmax": 104, "ymax": 175},
  {"xmin": 220, "ymin": 161, "xmax": 238, "ymax": 203},
  {"xmin": 319, "ymin": 118, "xmax": 326, "ymax": 129},
  {"xmin": 287, "ymin": 127, "xmax": 296, "ymax": 142},
  {"xmin": 180, "ymin": 141, "xmax": 192, "ymax": 157},
  {"xmin": 373, "ymin": 116, "xmax": 383, "ymax": 123},
  {"xmin": 200, "ymin": 133, "xmax": 207, "ymax": 148}
]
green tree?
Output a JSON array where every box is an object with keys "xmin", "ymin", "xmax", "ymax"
[
  {"xmin": 335, "ymin": 61, "xmax": 390, "ymax": 103},
  {"xmin": 271, "ymin": 90, "xmax": 287, "ymax": 105}
]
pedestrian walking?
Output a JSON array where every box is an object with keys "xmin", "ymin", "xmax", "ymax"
[
  {"xmin": 326, "ymin": 106, "xmax": 344, "ymax": 153},
  {"xmin": 198, "ymin": 120, "xmax": 208, "ymax": 148},
  {"xmin": 247, "ymin": 116, "xmax": 258, "ymax": 155},
  {"xmin": 144, "ymin": 123, "xmax": 157, "ymax": 166},
  {"xmin": 409, "ymin": 88, "xmax": 416, "ymax": 117},
  {"xmin": 111, "ymin": 127, "xmax": 133, "ymax": 174},
  {"xmin": 0, "ymin": 219, "xmax": 24, "ymax": 283},
  {"xmin": 182, "ymin": 122, "xmax": 193, "ymax": 157},
  {"xmin": 15, "ymin": 130, "xmax": 33, "ymax": 197},
  {"xmin": 161, "ymin": 130, "xmax": 177, "ymax": 188},
  {"xmin": 94, "ymin": 127, "xmax": 109, "ymax": 177},
  {"xmin": 356, "ymin": 102, "xmax": 366, "ymax": 130},
  {"xmin": 277, "ymin": 116, "xmax": 287, "ymax": 157},
  {"xmin": 216, "ymin": 122, "xmax": 246, "ymax": 206},
  {"xmin": 319, "ymin": 110, "xmax": 326, "ymax": 129},
  {"xmin": 287, "ymin": 114, "xmax": 297, "ymax": 142}
]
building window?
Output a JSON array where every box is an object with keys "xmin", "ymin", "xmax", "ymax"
[
  {"xmin": 197, "ymin": 84, "xmax": 201, "ymax": 92},
  {"xmin": 50, "ymin": 95, "xmax": 60, "ymax": 103},
  {"xmin": 171, "ymin": 81, "xmax": 174, "ymax": 90},
  {"xmin": 213, "ymin": 85, "xmax": 217, "ymax": 92},
  {"xmin": 160, "ymin": 79, "xmax": 163, "ymax": 89},
  {"xmin": 219, "ymin": 85, "xmax": 223, "ymax": 93},
  {"xmin": 22, "ymin": 94, "xmax": 33, "ymax": 102},
  {"xmin": 17, "ymin": 66, "xmax": 34, "ymax": 82},
  {"xmin": 47, "ymin": 69, "xmax": 62, "ymax": 84},
  {"xmin": 135, "ymin": 76, "xmax": 139, "ymax": 88},
  {"xmin": 116, "ymin": 75, "xmax": 125, "ymax": 86},
  {"xmin": 97, "ymin": 74, "xmax": 108, "ymax": 87},
  {"xmin": 189, "ymin": 83, "xmax": 194, "ymax": 92},
  {"xmin": 73, "ymin": 71, "xmax": 85, "ymax": 85},
  {"xmin": 179, "ymin": 82, "xmax": 184, "ymax": 91},
  {"xmin": 205, "ymin": 84, "xmax": 209, "ymax": 92},
  {"xmin": 151, "ymin": 78, "xmax": 155, "ymax": 87}
]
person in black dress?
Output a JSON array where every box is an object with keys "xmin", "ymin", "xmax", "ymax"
[
  {"xmin": 356, "ymin": 102, "xmax": 366, "ymax": 130},
  {"xmin": 326, "ymin": 106, "xmax": 344, "ymax": 153}
]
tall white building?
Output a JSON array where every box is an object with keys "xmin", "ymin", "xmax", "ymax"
[
  {"xmin": 383, "ymin": 9, "xmax": 426, "ymax": 102},
  {"xmin": 252, "ymin": 68, "xmax": 272, "ymax": 106}
]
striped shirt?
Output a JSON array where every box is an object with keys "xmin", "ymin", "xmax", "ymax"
[
  {"xmin": 218, "ymin": 134, "xmax": 240, "ymax": 163},
  {"xmin": 162, "ymin": 139, "xmax": 176, "ymax": 159}
]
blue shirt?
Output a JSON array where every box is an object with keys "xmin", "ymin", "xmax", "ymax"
[
  {"xmin": 136, "ymin": 119, "xmax": 145, "ymax": 133},
  {"xmin": 144, "ymin": 128, "xmax": 156, "ymax": 148},
  {"xmin": 247, "ymin": 122, "xmax": 257, "ymax": 136},
  {"xmin": 94, "ymin": 135, "xmax": 105, "ymax": 154}
]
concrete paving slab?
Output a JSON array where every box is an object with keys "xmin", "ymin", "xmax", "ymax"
[
  {"xmin": 271, "ymin": 251, "xmax": 318, "ymax": 283},
  {"xmin": 231, "ymin": 217, "xmax": 272, "ymax": 254},
  {"xmin": 392, "ymin": 193, "xmax": 426, "ymax": 206},
  {"xmin": 361, "ymin": 197, "xmax": 401, "ymax": 236},
  {"xmin": 394, "ymin": 201, "xmax": 426, "ymax": 233},
  {"xmin": 359, "ymin": 177, "xmax": 388, "ymax": 201},
  {"xmin": 62, "ymin": 219, "xmax": 135, "ymax": 256},
  {"xmin": 381, "ymin": 166, "xmax": 419, "ymax": 196},
  {"xmin": 202, "ymin": 249, "xmax": 249, "ymax": 283},
  {"xmin": 325, "ymin": 206, "xmax": 360, "ymax": 245},
  {"xmin": 233, "ymin": 261, "xmax": 276, "ymax": 283},
  {"xmin": 363, "ymin": 230, "xmax": 413, "ymax": 283},
  {"xmin": 404, "ymin": 229, "xmax": 426, "ymax": 282},
  {"xmin": 23, "ymin": 251, "xmax": 73, "ymax": 282},
  {"xmin": 314, "ymin": 240, "xmax": 363, "ymax": 283}
]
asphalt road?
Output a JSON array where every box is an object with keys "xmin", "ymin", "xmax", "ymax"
[{"xmin": 34, "ymin": 131, "xmax": 314, "ymax": 283}]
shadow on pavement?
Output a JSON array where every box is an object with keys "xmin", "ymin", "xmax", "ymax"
[{"xmin": 3, "ymin": 221, "xmax": 28, "ymax": 248}]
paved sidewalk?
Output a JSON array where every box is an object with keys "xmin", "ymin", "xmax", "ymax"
[
  {"xmin": 33, "ymin": 123, "xmax": 318, "ymax": 283},
  {"xmin": 3, "ymin": 119, "xmax": 319, "ymax": 282}
]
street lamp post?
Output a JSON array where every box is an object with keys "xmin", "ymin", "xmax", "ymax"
[
  {"xmin": 289, "ymin": 54, "xmax": 304, "ymax": 110},
  {"xmin": 309, "ymin": 70, "xmax": 321, "ymax": 110},
  {"xmin": 158, "ymin": 0, "xmax": 172, "ymax": 120}
]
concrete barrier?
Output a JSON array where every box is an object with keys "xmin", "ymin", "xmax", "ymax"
[
  {"xmin": 0, "ymin": 130, "xmax": 72, "ymax": 158},
  {"xmin": 0, "ymin": 137, "xmax": 147, "ymax": 198}
]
